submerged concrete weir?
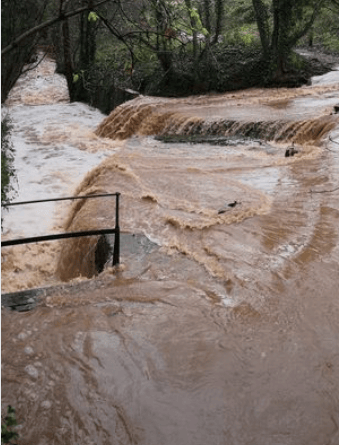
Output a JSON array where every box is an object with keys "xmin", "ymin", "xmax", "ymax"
[
  {"xmin": 95, "ymin": 96, "xmax": 338, "ymax": 144},
  {"xmin": 57, "ymin": 82, "xmax": 339, "ymax": 281}
]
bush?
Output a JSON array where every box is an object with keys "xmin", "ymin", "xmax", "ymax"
[{"xmin": 1, "ymin": 406, "xmax": 19, "ymax": 444}]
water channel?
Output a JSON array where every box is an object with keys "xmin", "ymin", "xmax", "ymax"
[{"xmin": 1, "ymin": 54, "xmax": 339, "ymax": 445}]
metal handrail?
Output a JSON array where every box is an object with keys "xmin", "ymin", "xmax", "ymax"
[
  {"xmin": 1, "ymin": 193, "xmax": 121, "ymax": 266},
  {"xmin": 1, "ymin": 192, "xmax": 120, "ymax": 206}
]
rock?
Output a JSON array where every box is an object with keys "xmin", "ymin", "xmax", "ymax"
[
  {"xmin": 41, "ymin": 400, "xmax": 52, "ymax": 409},
  {"xmin": 25, "ymin": 364, "xmax": 39, "ymax": 379},
  {"xmin": 24, "ymin": 346, "xmax": 34, "ymax": 355},
  {"xmin": 285, "ymin": 147, "xmax": 299, "ymax": 157},
  {"xmin": 18, "ymin": 331, "xmax": 30, "ymax": 340}
]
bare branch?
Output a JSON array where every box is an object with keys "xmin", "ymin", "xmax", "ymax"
[
  {"xmin": 21, "ymin": 52, "xmax": 48, "ymax": 75},
  {"xmin": 329, "ymin": 136, "xmax": 339, "ymax": 145},
  {"xmin": 310, "ymin": 186, "xmax": 339, "ymax": 194},
  {"xmin": 290, "ymin": 0, "xmax": 325, "ymax": 47},
  {"xmin": 2, "ymin": 0, "xmax": 112, "ymax": 56}
]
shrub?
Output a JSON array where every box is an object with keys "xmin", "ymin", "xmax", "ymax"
[{"xmin": 1, "ymin": 406, "xmax": 19, "ymax": 444}]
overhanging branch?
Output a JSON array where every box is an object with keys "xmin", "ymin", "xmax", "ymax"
[{"xmin": 1, "ymin": 0, "xmax": 112, "ymax": 56}]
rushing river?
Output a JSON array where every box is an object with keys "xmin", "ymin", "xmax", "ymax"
[{"xmin": 2, "ymin": 55, "xmax": 339, "ymax": 445}]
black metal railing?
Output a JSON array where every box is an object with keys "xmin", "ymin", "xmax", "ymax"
[{"xmin": 1, "ymin": 192, "xmax": 121, "ymax": 266}]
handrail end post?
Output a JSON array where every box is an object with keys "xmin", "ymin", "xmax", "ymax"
[
  {"xmin": 112, "ymin": 192, "xmax": 121, "ymax": 266},
  {"xmin": 112, "ymin": 228, "xmax": 120, "ymax": 266}
]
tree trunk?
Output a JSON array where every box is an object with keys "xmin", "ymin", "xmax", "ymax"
[
  {"xmin": 80, "ymin": 11, "xmax": 96, "ymax": 68},
  {"xmin": 252, "ymin": 0, "xmax": 270, "ymax": 58},
  {"xmin": 213, "ymin": 0, "xmax": 224, "ymax": 45},
  {"xmin": 185, "ymin": 0, "xmax": 199, "ymax": 77},
  {"xmin": 203, "ymin": 0, "xmax": 211, "ymax": 34},
  {"xmin": 62, "ymin": 18, "xmax": 75, "ymax": 99}
]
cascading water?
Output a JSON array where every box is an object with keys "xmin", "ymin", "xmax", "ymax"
[
  {"xmin": 2, "ymin": 54, "xmax": 339, "ymax": 445},
  {"xmin": 56, "ymin": 70, "xmax": 339, "ymax": 284},
  {"xmin": 1, "ymin": 56, "xmax": 120, "ymax": 291}
]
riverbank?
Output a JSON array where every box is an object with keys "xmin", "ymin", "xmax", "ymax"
[{"xmin": 146, "ymin": 46, "xmax": 339, "ymax": 98}]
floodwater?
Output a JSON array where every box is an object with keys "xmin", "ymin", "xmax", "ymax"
[{"xmin": 2, "ymin": 55, "xmax": 339, "ymax": 445}]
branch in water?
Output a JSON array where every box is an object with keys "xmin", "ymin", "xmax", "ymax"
[
  {"xmin": 310, "ymin": 186, "xmax": 339, "ymax": 194},
  {"xmin": 329, "ymin": 136, "xmax": 339, "ymax": 146}
]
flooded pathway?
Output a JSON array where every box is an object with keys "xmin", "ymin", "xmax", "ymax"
[{"xmin": 2, "ymin": 55, "xmax": 339, "ymax": 444}]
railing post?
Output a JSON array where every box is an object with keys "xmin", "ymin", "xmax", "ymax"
[{"xmin": 112, "ymin": 192, "xmax": 120, "ymax": 266}]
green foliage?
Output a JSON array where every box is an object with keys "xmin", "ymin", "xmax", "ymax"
[
  {"xmin": 297, "ymin": 0, "xmax": 339, "ymax": 51},
  {"xmin": 322, "ymin": 31, "xmax": 339, "ymax": 51},
  {"xmin": 88, "ymin": 11, "xmax": 99, "ymax": 22},
  {"xmin": 239, "ymin": 24, "xmax": 258, "ymax": 45},
  {"xmin": 1, "ymin": 113, "xmax": 16, "ymax": 213},
  {"xmin": 223, "ymin": 24, "xmax": 260, "ymax": 47},
  {"xmin": 187, "ymin": 7, "xmax": 209, "ymax": 36},
  {"xmin": 289, "ymin": 52, "xmax": 306, "ymax": 70},
  {"xmin": 1, "ymin": 406, "xmax": 19, "ymax": 444},
  {"xmin": 49, "ymin": 0, "xmax": 339, "ymax": 112},
  {"xmin": 95, "ymin": 41, "xmax": 129, "ymax": 68}
]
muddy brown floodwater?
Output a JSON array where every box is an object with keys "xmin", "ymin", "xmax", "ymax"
[{"xmin": 2, "ymin": 55, "xmax": 339, "ymax": 445}]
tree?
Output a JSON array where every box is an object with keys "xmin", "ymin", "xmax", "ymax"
[
  {"xmin": 1, "ymin": 0, "xmax": 112, "ymax": 102},
  {"xmin": 1, "ymin": 0, "xmax": 49, "ymax": 102},
  {"xmin": 252, "ymin": 0, "xmax": 325, "ymax": 80},
  {"xmin": 92, "ymin": 0, "xmax": 225, "ymax": 92}
]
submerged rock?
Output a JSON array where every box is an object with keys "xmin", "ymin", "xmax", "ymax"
[{"xmin": 285, "ymin": 144, "xmax": 299, "ymax": 157}]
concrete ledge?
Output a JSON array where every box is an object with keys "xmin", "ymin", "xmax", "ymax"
[
  {"xmin": 2, "ymin": 233, "xmax": 159, "ymax": 312},
  {"xmin": 1, "ymin": 288, "xmax": 46, "ymax": 312}
]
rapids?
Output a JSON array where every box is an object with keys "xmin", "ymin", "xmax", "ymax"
[{"xmin": 2, "ymin": 54, "xmax": 339, "ymax": 444}]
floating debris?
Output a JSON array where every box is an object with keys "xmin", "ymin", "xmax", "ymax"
[
  {"xmin": 228, "ymin": 201, "xmax": 238, "ymax": 208},
  {"xmin": 218, "ymin": 201, "xmax": 239, "ymax": 214}
]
